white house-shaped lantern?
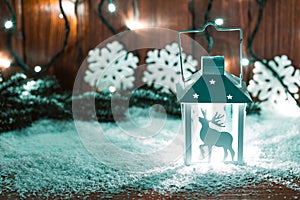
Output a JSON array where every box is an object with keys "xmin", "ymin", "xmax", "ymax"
[{"xmin": 176, "ymin": 56, "xmax": 252, "ymax": 165}]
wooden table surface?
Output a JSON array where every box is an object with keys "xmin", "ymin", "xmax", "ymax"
[{"xmin": 1, "ymin": 181, "xmax": 299, "ymax": 199}]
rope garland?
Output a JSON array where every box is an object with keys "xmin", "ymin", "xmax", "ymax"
[{"xmin": 4, "ymin": 0, "xmax": 70, "ymax": 75}]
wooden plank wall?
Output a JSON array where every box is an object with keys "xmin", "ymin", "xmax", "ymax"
[{"xmin": 0, "ymin": 0, "xmax": 299, "ymax": 90}]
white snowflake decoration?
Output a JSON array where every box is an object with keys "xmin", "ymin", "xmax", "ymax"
[
  {"xmin": 85, "ymin": 41, "xmax": 139, "ymax": 91},
  {"xmin": 143, "ymin": 42, "xmax": 198, "ymax": 93},
  {"xmin": 248, "ymin": 55, "xmax": 300, "ymax": 115}
]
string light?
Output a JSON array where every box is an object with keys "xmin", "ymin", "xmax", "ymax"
[
  {"xmin": 125, "ymin": 19, "xmax": 144, "ymax": 30},
  {"xmin": 3, "ymin": 0, "xmax": 70, "ymax": 75},
  {"xmin": 0, "ymin": 57, "xmax": 11, "ymax": 68},
  {"xmin": 34, "ymin": 65, "xmax": 42, "ymax": 72},
  {"xmin": 125, "ymin": 0, "xmax": 143, "ymax": 30},
  {"xmin": 108, "ymin": 0, "xmax": 116, "ymax": 13},
  {"xmin": 241, "ymin": 58, "xmax": 250, "ymax": 66},
  {"xmin": 246, "ymin": 0, "xmax": 298, "ymax": 106},
  {"xmin": 214, "ymin": 18, "xmax": 224, "ymax": 26},
  {"xmin": 58, "ymin": 1, "xmax": 75, "ymax": 19},
  {"xmin": 4, "ymin": 20, "xmax": 13, "ymax": 29},
  {"xmin": 62, "ymin": 1, "xmax": 74, "ymax": 14},
  {"xmin": 59, "ymin": 1, "xmax": 75, "ymax": 18},
  {"xmin": 109, "ymin": 85, "xmax": 116, "ymax": 93},
  {"xmin": 98, "ymin": 0, "xmax": 117, "ymax": 34}
]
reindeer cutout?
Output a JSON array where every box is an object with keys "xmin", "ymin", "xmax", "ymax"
[{"xmin": 199, "ymin": 109, "xmax": 235, "ymax": 162}]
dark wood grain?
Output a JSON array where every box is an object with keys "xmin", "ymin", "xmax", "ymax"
[
  {"xmin": 0, "ymin": 0, "xmax": 299, "ymax": 91},
  {"xmin": 0, "ymin": 0, "xmax": 24, "ymax": 79}
]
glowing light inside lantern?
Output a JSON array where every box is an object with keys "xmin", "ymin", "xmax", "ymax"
[
  {"xmin": 108, "ymin": 2, "xmax": 116, "ymax": 13},
  {"xmin": 241, "ymin": 58, "xmax": 250, "ymax": 66},
  {"xmin": 0, "ymin": 57, "xmax": 11, "ymax": 68},
  {"xmin": 34, "ymin": 65, "xmax": 42, "ymax": 72},
  {"xmin": 214, "ymin": 18, "xmax": 224, "ymax": 26},
  {"xmin": 4, "ymin": 20, "xmax": 14, "ymax": 29},
  {"xmin": 189, "ymin": 103, "xmax": 241, "ymax": 164}
]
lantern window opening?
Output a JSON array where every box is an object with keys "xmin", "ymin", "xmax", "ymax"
[{"xmin": 184, "ymin": 103, "xmax": 246, "ymax": 165}]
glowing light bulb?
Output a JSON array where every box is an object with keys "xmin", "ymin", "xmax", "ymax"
[
  {"xmin": 108, "ymin": 2, "xmax": 116, "ymax": 13},
  {"xmin": 58, "ymin": 1, "xmax": 75, "ymax": 18},
  {"xmin": 214, "ymin": 18, "xmax": 224, "ymax": 26},
  {"xmin": 0, "ymin": 58, "xmax": 11, "ymax": 68},
  {"xmin": 241, "ymin": 58, "xmax": 250, "ymax": 66},
  {"xmin": 4, "ymin": 20, "xmax": 13, "ymax": 29},
  {"xmin": 109, "ymin": 85, "xmax": 116, "ymax": 93},
  {"xmin": 125, "ymin": 19, "xmax": 144, "ymax": 30},
  {"xmin": 34, "ymin": 65, "xmax": 42, "ymax": 72}
]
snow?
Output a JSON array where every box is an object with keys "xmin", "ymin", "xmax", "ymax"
[{"xmin": 0, "ymin": 108, "xmax": 299, "ymax": 198}]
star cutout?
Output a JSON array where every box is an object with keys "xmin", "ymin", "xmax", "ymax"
[
  {"xmin": 227, "ymin": 94, "xmax": 233, "ymax": 100},
  {"xmin": 209, "ymin": 79, "xmax": 216, "ymax": 85},
  {"xmin": 193, "ymin": 93, "xmax": 199, "ymax": 99}
]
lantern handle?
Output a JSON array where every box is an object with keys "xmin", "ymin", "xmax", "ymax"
[{"xmin": 178, "ymin": 21, "xmax": 243, "ymax": 87}]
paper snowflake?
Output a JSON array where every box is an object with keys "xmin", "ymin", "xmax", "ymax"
[
  {"xmin": 84, "ymin": 41, "xmax": 139, "ymax": 91},
  {"xmin": 248, "ymin": 55, "xmax": 300, "ymax": 107},
  {"xmin": 143, "ymin": 42, "xmax": 198, "ymax": 93}
]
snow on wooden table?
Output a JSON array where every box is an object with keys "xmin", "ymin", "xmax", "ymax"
[{"xmin": 0, "ymin": 109, "xmax": 299, "ymax": 199}]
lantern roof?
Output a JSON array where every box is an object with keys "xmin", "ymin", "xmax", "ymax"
[{"xmin": 176, "ymin": 56, "xmax": 252, "ymax": 103}]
